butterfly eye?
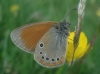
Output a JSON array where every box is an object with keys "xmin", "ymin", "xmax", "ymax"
[{"xmin": 39, "ymin": 42, "xmax": 44, "ymax": 48}]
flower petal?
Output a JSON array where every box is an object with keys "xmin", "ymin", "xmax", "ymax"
[{"xmin": 66, "ymin": 32, "xmax": 88, "ymax": 62}]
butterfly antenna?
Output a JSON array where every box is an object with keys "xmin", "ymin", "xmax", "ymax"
[{"xmin": 63, "ymin": 8, "xmax": 77, "ymax": 21}]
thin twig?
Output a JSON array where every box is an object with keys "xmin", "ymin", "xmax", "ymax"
[{"xmin": 69, "ymin": 0, "xmax": 86, "ymax": 74}]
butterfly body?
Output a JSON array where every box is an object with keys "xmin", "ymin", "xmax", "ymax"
[{"xmin": 11, "ymin": 20, "xmax": 71, "ymax": 68}]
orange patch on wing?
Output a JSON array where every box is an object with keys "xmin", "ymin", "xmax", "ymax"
[{"xmin": 20, "ymin": 22, "xmax": 57, "ymax": 51}]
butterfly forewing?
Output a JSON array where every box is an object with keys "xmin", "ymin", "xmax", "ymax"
[{"xmin": 11, "ymin": 22, "xmax": 57, "ymax": 53}]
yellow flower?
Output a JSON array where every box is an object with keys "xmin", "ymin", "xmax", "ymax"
[
  {"xmin": 10, "ymin": 4, "xmax": 19, "ymax": 13},
  {"xmin": 66, "ymin": 32, "xmax": 88, "ymax": 62},
  {"xmin": 96, "ymin": 8, "xmax": 100, "ymax": 17}
]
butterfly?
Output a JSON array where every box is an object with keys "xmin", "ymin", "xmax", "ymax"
[{"xmin": 10, "ymin": 13, "xmax": 71, "ymax": 68}]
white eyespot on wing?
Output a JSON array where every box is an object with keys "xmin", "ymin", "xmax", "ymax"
[{"xmin": 39, "ymin": 42, "xmax": 44, "ymax": 48}]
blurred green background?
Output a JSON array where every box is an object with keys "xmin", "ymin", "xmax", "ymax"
[{"xmin": 0, "ymin": 0, "xmax": 100, "ymax": 74}]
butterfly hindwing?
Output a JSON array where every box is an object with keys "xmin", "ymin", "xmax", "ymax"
[{"xmin": 34, "ymin": 23, "xmax": 69, "ymax": 68}]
